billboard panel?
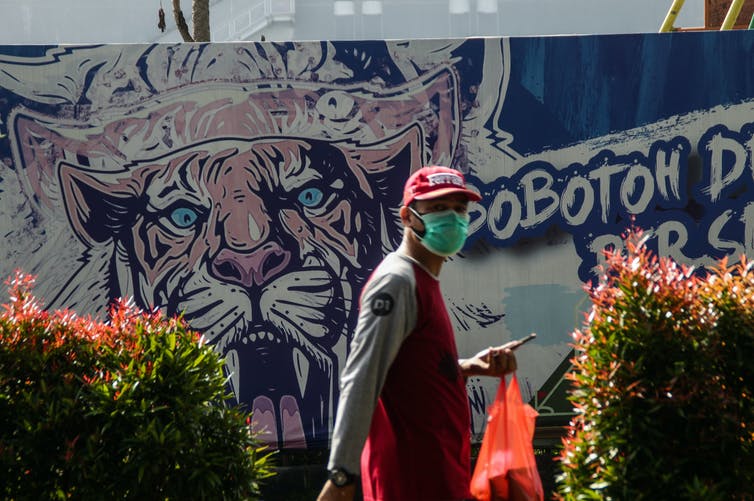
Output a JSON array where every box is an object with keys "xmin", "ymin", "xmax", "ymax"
[{"xmin": 1, "ymin": 32, "xmax": 753, "ymax": 447}]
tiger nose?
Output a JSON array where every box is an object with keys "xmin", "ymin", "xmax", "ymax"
[{"xmin": 211, "ymin": 243, "xmax": 291, "ymax": 288}]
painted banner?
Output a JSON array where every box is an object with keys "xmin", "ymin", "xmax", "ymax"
[{"xmin": 1, "ymin": 32, "xmax": 754, "ymax": 448}]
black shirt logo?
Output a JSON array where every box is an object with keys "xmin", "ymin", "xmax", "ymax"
[
  {"xmin": 371, "ymin": 292, "xmax": 394, "ymax": 316},
  {"xmin": 439, "ymin": 351, "xmax": 459, "ymax": 382}
]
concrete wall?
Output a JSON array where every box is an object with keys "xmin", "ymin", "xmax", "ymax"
[{"xmin": 0, "ymin": 0, "xmax": 705, "ymax": 44}]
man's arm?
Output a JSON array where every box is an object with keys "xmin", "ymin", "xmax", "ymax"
[
  {"xmin": 459, "ymin": 345, "xmax": 517, "ymax": 377},
  {"xmin": 319, "ymin": 268, "xmax": 417, "ymax": 501},
  {"xmin": 317, "ymin": 482, "xmax": 357, "ymax": 501}
]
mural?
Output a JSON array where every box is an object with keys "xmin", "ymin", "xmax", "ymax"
[{"xmin": 2, "ymin": 31, "xmax": 754, "ymax": 448}]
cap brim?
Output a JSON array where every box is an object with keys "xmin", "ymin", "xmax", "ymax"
[{"xmin": 413, "ymin": 187, "xmax": 482, "ymax": 202}]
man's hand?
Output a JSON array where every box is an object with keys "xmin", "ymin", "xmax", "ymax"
[
  {"xmin": 459, "ymin": 345, "xmax": 517, "ymax": 377},
  {"xmin": 316, "ymin": 480, "xmax": 357, "ymax": 501}
]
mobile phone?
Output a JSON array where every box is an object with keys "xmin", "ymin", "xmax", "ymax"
[
  {"xmin": 476, "ymin": 333, "xmax": 537, "ymax": 359},
  {"xmin": 506, "ymin": 332, "xmax": 537, "ymax": 350}
]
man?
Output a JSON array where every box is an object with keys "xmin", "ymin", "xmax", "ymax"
[{"xmin": 317, "ymin": 166, "xmax": 518, "ymax": 501}]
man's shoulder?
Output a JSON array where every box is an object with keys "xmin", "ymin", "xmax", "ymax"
[
  {"xmin": 360, "ymin": 253, "xmax": 418, "ymax": 300},
  {"xmin": 358, "ymin": 253, "xmax": 422, "ymax": 324},
  {"xmin": 372, "ymin": 251, "xmax": 417, "ymax": 283}
]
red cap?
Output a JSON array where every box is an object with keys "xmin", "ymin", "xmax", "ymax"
[{"xmin": 402, "ymin": 166, "xmax": 482, "ymax": 206}]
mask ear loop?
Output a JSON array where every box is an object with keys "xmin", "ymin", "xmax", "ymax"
[{"xmin": 408, "ymin": 206, "xmax": 427, "ymax": 238}]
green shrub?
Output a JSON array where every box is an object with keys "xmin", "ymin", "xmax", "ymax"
[
  {"xmin": 556, "ymin": 230, "xmax": 754, "ymax": 500},
  {"xmin": 0, "ymin": 271, "xmax": 274, "ymax": 500}
]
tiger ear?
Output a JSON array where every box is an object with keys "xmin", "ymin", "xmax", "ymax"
[
  {"xmin": 345, "ymin": 66, "xmax": 460, "ymax": 166},
  {"xmin": 341, "ymin": 124, "xmax": 424, "ymax": 202},
  {"xmin": 59, "ymin": 162, "xmax": 137, "ymax": 246},
  {"xmin": 12, "ymin": 113, "xmax": 83, "ymax": 211}
]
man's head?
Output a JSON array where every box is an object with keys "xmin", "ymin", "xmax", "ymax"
[
  {"xmin": 400, "ymin": 166, "xmax": 481, "ymax": 258},
  {"xmin": 402, "ymin": 166, "xmax": 482, "ymax": 207}
]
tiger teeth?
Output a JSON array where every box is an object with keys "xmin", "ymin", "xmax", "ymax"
[
  {"xmin": 292, "ymin": 347, "xmax": 309, "ymax": 398},
  {"xmin": 244, "ymin": 331, "xmax": 279, "ymax": 344},
  {"xmin": 225, "ymin": 349, "xmax": 240, "ymax": 396}
]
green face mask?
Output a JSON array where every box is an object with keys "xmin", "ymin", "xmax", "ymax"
[{"xmin": 410, "ymin": 207, "xmax": 470, "ymax": 257}]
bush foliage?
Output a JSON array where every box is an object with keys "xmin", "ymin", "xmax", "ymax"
[
  {"xmin": 0, "ymin": 272, "xmax": 274, "ymax": 500},
  {"xmin": 556, "ymin": 231, "xmax": 754, "ymax": 500}
]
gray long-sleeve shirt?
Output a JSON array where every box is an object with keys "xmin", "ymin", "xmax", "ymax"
[{"xmin": 327, "ymin": 248, "xmax": 432, "ymax": 474}]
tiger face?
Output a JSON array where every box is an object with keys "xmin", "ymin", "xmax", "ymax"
[
  {"xmin": 57, "ymin": 129, "xmax": 421, "ymax": 447},
  {"xmin": 9, "ymin": 60, "xmax": 459, "ymax": 448}
]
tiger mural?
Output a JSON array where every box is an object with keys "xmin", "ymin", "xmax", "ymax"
[{"xmin": 1, "ymin": 41, "xmax": 492, "ymax": 447}]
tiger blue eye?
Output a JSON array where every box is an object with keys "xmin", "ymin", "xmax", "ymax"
[
  {"xmin": 298, "ymin": 187, "xmax": 324, "ymax": 208},
  {"xmin": 170, "ymin": 207, "xmax": 198, "ymax": 228}
]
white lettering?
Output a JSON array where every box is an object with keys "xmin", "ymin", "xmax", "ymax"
[
  {"xmin": 561, "ymin": 176, "xmax": 593, "ymax": 225},
  {"xmin": 488, "ymin": 189, "xmax": 521, "ymax": 240},
  {"xmin": 427, "ymin": 173, "xmax": 464, "ymax": 187},
  {"xmin": 589, "ymin": 162, "xmax": 629, "ymax": 224},
  {"xmin": 707, "ymin": 209, "xmax": 743, "ymax": 259},
  {"xmin": 589, "ymin": 233, "xmax": 624, "ymax": 276},
  {"xmin": 620, "ymin": 164, "xmax": 654, "ymax": 214},
  {"xmin": 706, "ymin": 132, "xmax": 746, "ymax": 203},
  {"xmin": 744, "ymin": 202, "xmax": 754, "ymax": 258},
  {"xmin": 520, "ymin": 169, "xmax": 559, "ymax": 228},
  {"xmin": 654, "ymin": 147, "xmax": 683, "ymax": 202},
  {"xmin": 654, "ymin": 220, "xmax": 689, "ymax": 263}
]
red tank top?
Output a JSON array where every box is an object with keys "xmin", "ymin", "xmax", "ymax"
[{"xmin": 361, "ymin": 263, "xmax": 471, "ymax": 501}]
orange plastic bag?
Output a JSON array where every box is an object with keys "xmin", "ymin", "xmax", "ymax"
[{"xmin": 470, "ymin": 375, "xmax": 544, "ymax": 501}]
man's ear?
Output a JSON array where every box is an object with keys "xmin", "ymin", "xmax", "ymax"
[{"xmin": 399, "ymin": 205, "xmax": 411, "ymax": 225}]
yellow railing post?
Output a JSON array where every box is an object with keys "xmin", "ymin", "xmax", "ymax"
[
  {"xmin": 721, "ymin": 0, "xmax": 746, "ymax": 30},
  {"xmin": 660, "ymin": 0, "xmax": 687, "ymax": 32}
]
